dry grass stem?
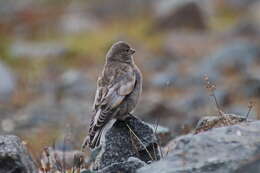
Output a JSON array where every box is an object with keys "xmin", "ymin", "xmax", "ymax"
[
  {"xmin": 246, "ymin": 101, "xmax": 254, "ymax": 119},
  {"xmin": 203, "ymin": 74, "xmax": 223, "ymax": 117},
  {"xmin": 125, "ymin": 123, "xmax": 154, "ymax": 161}
]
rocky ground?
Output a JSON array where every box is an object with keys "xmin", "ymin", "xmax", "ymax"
[
  {"xmin": 0, "ymin": 0, "xmax": 260, "ymax": 172},
  {"xmin": 138, "ymin": 118, "xmax": 260, "ymax": 173},
  {"xmin": 2, "ymin": 114, "xmax": 260, "ymax": 173}
]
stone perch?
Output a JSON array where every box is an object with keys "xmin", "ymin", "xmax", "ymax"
[
  {"xmin": 89, "ymin": 115, "xmax": 160, "ymax": 172},
  {"xmin": 0, "ymin": 135, "xmax": 37, "ymax": 173}
]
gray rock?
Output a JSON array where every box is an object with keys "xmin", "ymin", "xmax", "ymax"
[
  {"xmin": 138, "ymin": 120, "xmax": 260, "ymax": 173},
  {"xmin": 0, "ymin": 0, "xmax": 34, "ymax": 18},
  {"xmin": 10, "ymin": 41, "xmax": 68, "ymax": 58},
  {"xmin": 223, "ymin": 0, "xmax": 259, "ymax": 10},
  {"xmin": 59, "ymin": 4, "xmax": 99, "ymax": 34},
  {"xmin": 87, "ymin": 0, "xmax": 149, "ymax": 19},
  {"xmin": 137, "ymin": 98, "xmax": 199, "ymax": 137},
  {"xmin": 174, "ymin": 89, "xmax": 208, "ymax": 111},
  {"xmin": 196, "ymin": 41, "xmax": 260, "ymax": 80},
  {"xmin": 58, "ymin": 70, "xmax": 95, "ymax": 98},
  {"xmin": 92, "ymin": 115, "xmax": 160, "ymax": 171},
  {"xmin": 194, "ymin": 114, "xmax": 247, "ymax": 134},
  {"xmin": 0, "ymin": 135, "xmax": 37, "ymax": 173},
  {"xmin": 228, "ymin": 20, "xmax": 260, "ymax": 37},
  {"xmin": 97, "ymin": 157, "xmax": 146, "ymax": 173},
  {"xmin": 150, "ymin": 72, "xmax": 177, "ymax": 88},
  {"xmin": 235, "ymin": 147, "xmax": 260, "ymax": 173},
  {"xmin": 153, "ymin": 0, "xmax": 207, "ymax": 31},
  {"xmin": 12, "ymin": 96, "xmax": 92, "ymax": 133},
  {"xmin": 0, "ymin": 62, "xmax": 16, "ymax": 103},
  {"xmin": 149, "ymin": 63, "xmax": 201, "ymax": 89},
  {"xmin": 175, "ymin": 89, "xmax": 230, "ymax": 111},
  {"xmin": 242, "ymin": 78, "xmax": 260, "ymax": 97}
]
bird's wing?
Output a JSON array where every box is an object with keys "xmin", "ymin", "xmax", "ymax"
[
  {"xmin": 92, "ymin": 77, "xmax": 107, "ymax": 111},
  {"xmin": 94, "ymin": 66, "xmax": 136, "ymax": 111},
  {"xmin": 102, "ymin": 65, "xmax": 136, "ymax": 108},
  {"xmin": 86, "ymin": 66, "xmax": 136, "ymax": 148}
]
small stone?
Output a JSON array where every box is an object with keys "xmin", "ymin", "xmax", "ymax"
[
  {"xmin": 1, "ymin": 118, "xmax": 15, "ymax": 132},
  {"xmin": 0, "ymin": 62, "xmax": 16, "ymax": 103}
]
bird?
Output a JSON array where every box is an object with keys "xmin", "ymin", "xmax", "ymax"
[{"xmin": 82, "ymin": 41, "xmax": 143, "ymax": 150}]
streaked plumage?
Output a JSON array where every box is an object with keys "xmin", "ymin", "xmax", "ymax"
[{"xmin": 82, "ymin": 41, "xmax": 142, "ymax": 149}]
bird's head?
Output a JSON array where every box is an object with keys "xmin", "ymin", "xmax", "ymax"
[{"xmin": 106, "ymin": 41, "xmax": 135, "ymax": 63}]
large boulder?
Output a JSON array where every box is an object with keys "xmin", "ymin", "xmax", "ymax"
[
  {"xmin": 91, "ymin": 115, "xmax": 160, "ymax": 172},
  {"xmin": 138, "ymin": 120, "xmax": 260, "ymax": 173},
  {"xmin": 153, "ymin": 0, "xmax": 207, "ymax": 31},
  {"xmin": 0, "ymin": 135, "xmax": 37, "ymax": 173}
]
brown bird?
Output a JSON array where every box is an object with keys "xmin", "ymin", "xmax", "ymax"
[{"xmin": 82, "ymin": 41, "xmax": 142, "ymax": 149}]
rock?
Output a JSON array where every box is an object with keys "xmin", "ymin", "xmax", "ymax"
[
  {"xmin": 87, "ymin": 0, "xmax": 149, "ymax": 19},
  {"xmin": 56, "ymin": 70, "xmax": 95, "ymax": 98},
  {"xmin": 153, "ymin": 0, "xmax": 207, "ymax": 31},
  {"xmin": 228, "ymin": 20, "xmax": 260, "ymax": 37},
  {"xmin": 10, "ymin": 41, "xmax": 68, "ymax": 58},
  {"xmin": 249, "ymin": 1, "xmax": 260, "ymax": 29},
  {"xmin": 92, "ymin": 115, "xmax": 160, "ymax": 171},
  {"xmin": 194, "ymin": 113, "xmax": 247, "ymax": 134},
  {"xmin": 0, "ymin": 135, "xmax": 37, "ymax": 173},
  {"xmin": 1, "ymin": 118, "xmax": 15, "ymax": 132},
  {"xmin": 164, "ymin": 32, "xmax": 220, "ymax": 58},
  {"xmin": 59, "ymin": 3, "xmax": 99, "ymax": 34},
  {"xmin": 0, "ymin": 62, "xmax": 16, "ymax": 103},
  {"xmin": 143, "ymin": 56, "xmax": 176, "ymax": 72},
  {"xmin": 148, "ymin": 124, "xmax": 171, "ymax": 146},
  {"xmin": 137, "ymin": 95, "xmax": 199, "ymax": 137},
  {"xmin": 196, "ymin": 41, "xmax": 260, "ymax": 80},
  {"xmin": 235, "ymin": 148, "xmax": 260, "ymax": 173},
  {"xmin": 149, "ymin": 62, "xmax": 179, "ymax": 88},
  {"xmin": 138, "ymin": 120, "xmax": 260, "ymax": 173},
  {"xmin": 150, "ymin": 72, "xmax": 177, "ymax": 88},
  {"xmin": 0, "ymin": 0, "xmax": 35, "ymax": 19},
  {"xmin": 245, "ymin": 65, "xmax": 260, "ymax": 81},
  {"xmin": 174, "ymin": 89, "xmax": 208, "ymax": 111},
  {"xmin": 97, "ymin": 157, "xmax": 146, "ymax": 173},
  {"xmin": 220, "ymin": 0, "xmax": 259, "ymax": 11},
  {"xmin": 149, "ymin": 62, "xmax": 201, "ymax": 89},
  {"xmin": 241, "ymin": 78, "xmax": 260, "ymax": 97},
  {"xmin": 12, "ymin": 96, "xmax": 92, "ymax": 133}
]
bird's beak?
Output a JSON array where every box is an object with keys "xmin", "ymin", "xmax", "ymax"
[{"xmin": 130, "ymin": 48, "xmax": 136, "ymax": 55}]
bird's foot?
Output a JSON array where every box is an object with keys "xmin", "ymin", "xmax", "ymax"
[{"xmin": 81, "ymin": 136, "xmax": 90, "ymax": 151}]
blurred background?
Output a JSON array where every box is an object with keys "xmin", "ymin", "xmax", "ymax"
[{"xmin": 0, "ymin": 0, "xmax": 260, "ymax": 157}]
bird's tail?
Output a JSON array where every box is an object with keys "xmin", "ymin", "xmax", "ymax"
[
  {"xmin": 82, "ymin": 108, "xmax": 117, "ymax": 150},
  {"xmin": 90, "ymin": 127, "xmax": 104, "ymax": 149}
]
